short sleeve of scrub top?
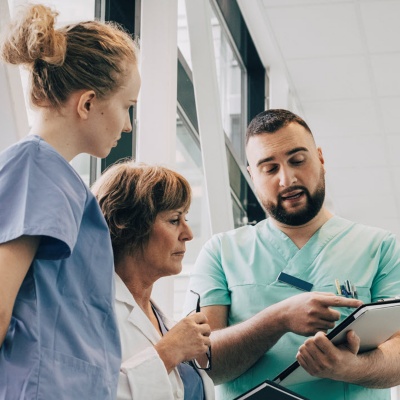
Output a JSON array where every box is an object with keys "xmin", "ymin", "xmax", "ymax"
[
  {"xmin": 0, "ymin": 135, "xmax": 85, "ymax": 256},
  {"xmin": 370, "ymin": 232, "xmax": 400, "ymax": 301},
  {"xmin": 183, "ymin": 229, "xmax": 243, "ymax": 317}
]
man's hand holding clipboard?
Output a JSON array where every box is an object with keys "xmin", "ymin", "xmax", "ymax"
[
  {"xmin": 274, "ymin": 298, "xmax": 400, "ymax": 386},
  {"xmin": 296, "ymin": 329, "xmax": 361, "ymax": 382}
]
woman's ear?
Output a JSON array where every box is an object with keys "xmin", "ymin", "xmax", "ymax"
[{"xmin": 77, "ymin": 90, "xmax": 96, "ymax": 120}]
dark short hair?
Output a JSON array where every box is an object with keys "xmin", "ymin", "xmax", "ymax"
[
  {"xmin": 246, "ymin": 109, "xmax": 313, "ymax": 145},
  {"xmin": 92, "ymin": 160, "xmax": 191, "ymax": 263}
]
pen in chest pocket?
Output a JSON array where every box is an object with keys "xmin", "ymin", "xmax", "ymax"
[{"xmin": 335, "ymin": 279, "xmax": 358, "ymax": 298}]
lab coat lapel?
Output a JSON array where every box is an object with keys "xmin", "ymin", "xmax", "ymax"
[
  {"xmin": 150, "ymin": 300, "xmax": 176, "ymax": 330},
  {"xmin": 126, "ymin": 305, "xmax": 162, "ymax": 346},
  {"xmin": 115, "ymin": 273, "xmax": 163, "ymax": 345}
]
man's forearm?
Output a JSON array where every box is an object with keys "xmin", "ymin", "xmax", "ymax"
[
  {"xmin": 349, "ymin": 334, "xmax": 400, "ymax": 388},
  {"xmin": 205, "ymin": 292, "xmax": 361, "ymax": 384},
  {"xmin": 208, "ymin": 304, "xmax": 287, "ymax": 384}
]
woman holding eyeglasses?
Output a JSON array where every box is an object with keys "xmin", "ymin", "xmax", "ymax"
[{"xmin": 92, "ymin": 160, "xmax": 214, "ymax": 400}]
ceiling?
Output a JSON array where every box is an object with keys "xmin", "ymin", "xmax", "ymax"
[{"xmin": 238, "ymin": 0, "xmax": 400, "ymax": 237}]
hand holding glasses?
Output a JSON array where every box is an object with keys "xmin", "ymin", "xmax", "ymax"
[{"xmin": 190, "ymin": 290, "xmax": 212, "ymax": 371}]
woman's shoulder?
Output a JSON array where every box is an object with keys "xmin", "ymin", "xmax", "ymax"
[{"xmin": 1, "ymin": 135, "xmax": 88, "ymax": 195}]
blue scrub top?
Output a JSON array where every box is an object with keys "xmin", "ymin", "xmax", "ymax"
[
  {"xmin": 153, "ymin": 305, "xmax": 205, "ymax": 400},
  {"xmin": 0, "ymin": 135, "xmax": 121, "ymax": 400}
]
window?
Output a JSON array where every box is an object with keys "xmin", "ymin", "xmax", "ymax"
[
  {"xmin": 210, "ymin": 3, "xmax": 247, "ymax": 163},
  {"xmin": 173, "ymin": 112, "xmax": 211, "ymax": 319},
  {"xmin": 177, "ymin": 0, "xmax": 247, "ymax": 163},
  {"xmin": 175, "ymin": 112, "xmax": 211, "ymax": 271}
]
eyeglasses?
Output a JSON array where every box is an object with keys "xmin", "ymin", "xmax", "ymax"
[{"xmin": 190, "ymin": 290, "xmax": 212, "ymax": 371}]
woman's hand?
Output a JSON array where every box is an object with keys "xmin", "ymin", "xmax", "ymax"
[{"xmin": 154, "ymin": 312, "xmax": 211, "ymax": 373}]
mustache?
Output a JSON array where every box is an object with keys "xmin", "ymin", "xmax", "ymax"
[{"xmin": 278, "ymin": 185, "xmax": 309, "ymax": 199}]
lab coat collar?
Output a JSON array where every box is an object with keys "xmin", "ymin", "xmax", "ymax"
[{"xmin": 114, "ymin": 272, "xmax": 176, "ymax": 344}]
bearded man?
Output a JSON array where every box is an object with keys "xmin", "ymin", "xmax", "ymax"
[{"xmin": 184, "ymin": 109, "xmax": 400, "ymax": 400}]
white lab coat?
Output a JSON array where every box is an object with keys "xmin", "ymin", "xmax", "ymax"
[{"xmin": 115, "ymin": 273, "xmax": 215, "ymax": 400}]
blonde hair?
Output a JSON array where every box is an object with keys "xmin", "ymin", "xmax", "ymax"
[
  {"xmin": 92, "ymin": 160, "xmax": 192, "ymax": 263},
  {"xmin": 0, "ymin": 4, "xmax": 138, "ymax": 109}
]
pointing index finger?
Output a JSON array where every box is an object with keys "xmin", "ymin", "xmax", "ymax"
[{"xmin": 322, "ymin": 296, "xmax": 363, "ymax": 308}]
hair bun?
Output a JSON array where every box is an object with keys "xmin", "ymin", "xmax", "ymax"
[{"xmin": 0, "ymin": 4, "xmax": 66, "ymax": 66}]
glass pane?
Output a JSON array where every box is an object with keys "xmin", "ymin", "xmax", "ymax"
[
  {"xmin": 177, "ymin": 0, "xmax": 247, "ymax": 163},
  {"xmin": 177, "ymin": 0, "xmax": 192, "ymax": 68},
  {"xmin": 175, "ymin": 113, "xmax": 211, "ymax": 272},
  {"xmin": 232, "ymin": 194, "xmax": 247, "ymax": 229},
  {"xmin": 173, "ymin": 113, "xmax": 211, "ymax": 320},
  {"xmin": 227, "ymin": 144, "xmax": 266, "ymax": 226},
  {"xmin": 210, "ymin": 5, "xmax": 247, "ymax": 163}
]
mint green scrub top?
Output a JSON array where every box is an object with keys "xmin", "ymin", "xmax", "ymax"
[{"xmin": 185, "ymin": 217, "xmax": 400, "ymax": 400}]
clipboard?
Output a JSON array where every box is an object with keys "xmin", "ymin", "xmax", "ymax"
[
  {"xmin": 274, "ymin": 297, "xmax": 400, "ymax": 387},
  {"xmin": 233, "ymin": 379, "xmax": 309, "ymax": 400}
]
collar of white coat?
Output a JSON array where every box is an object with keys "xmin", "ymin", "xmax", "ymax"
[{"xmin": 114, "ymin": 272, "xmax": 176, "ymax": 330}]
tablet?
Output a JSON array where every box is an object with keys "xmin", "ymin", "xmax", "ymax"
[
  {"xmin": 233, "ymin": 379, "xmax": 309, "ymax": 400},
  {"xmin": 274, "ymin": 297, "xmax": 400, "ymax": 386}
]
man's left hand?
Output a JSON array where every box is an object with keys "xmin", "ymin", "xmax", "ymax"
[{"xmin": 296, "ymin": 330, "xmax": 361, "ymax": 381}]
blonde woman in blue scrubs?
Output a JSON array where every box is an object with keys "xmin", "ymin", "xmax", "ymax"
[
  {"xmin": 92, "ymin": 161, "xmax": 215, "ymax": 400},
  {"xmin": 0, "ymin": 4, "xmax": 141, "ymax": 399}
]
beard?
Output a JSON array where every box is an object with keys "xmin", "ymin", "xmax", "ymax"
[{"xmin": 262, "ymin": 169, "xmax": 326, "ymax": 226}]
